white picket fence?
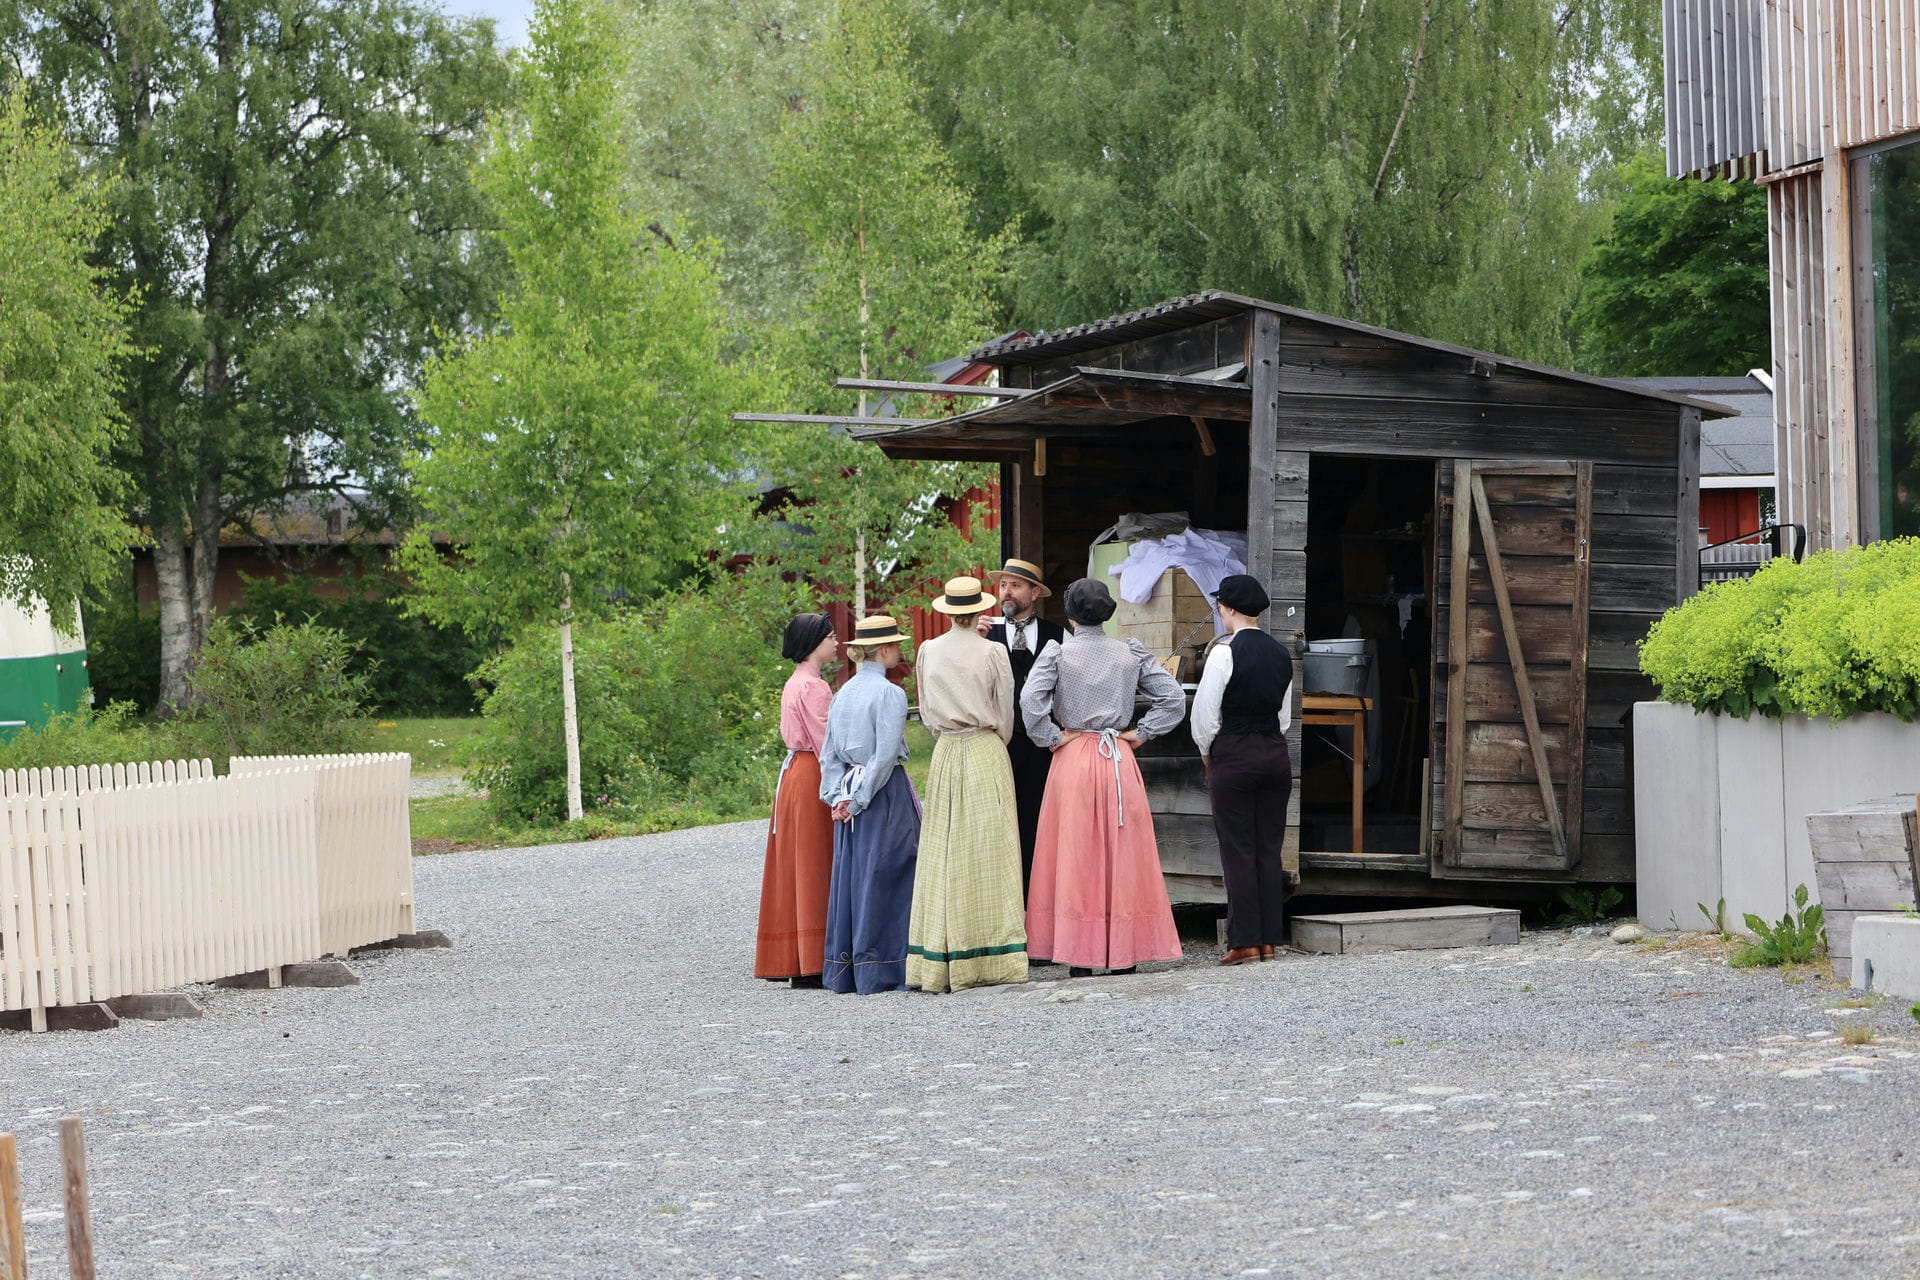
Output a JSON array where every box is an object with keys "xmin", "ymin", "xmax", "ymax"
[{"xmin": 0, "ymin": 754, "xmax": 413, "ymax": 1030}]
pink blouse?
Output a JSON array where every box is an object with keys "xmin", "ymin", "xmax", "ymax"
[{"xmin": 779, "ymin": 665, "xmax": 832, "ymax": 753}]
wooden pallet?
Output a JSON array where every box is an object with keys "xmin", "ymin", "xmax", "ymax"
[{"xmin": 1291, "ymin": 904, "xmax": 1521, "ymax": 956}]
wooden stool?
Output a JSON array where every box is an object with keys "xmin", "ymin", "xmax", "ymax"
[{"xmin": 1301, "ymin": 693, "xmax": 1374, "ymax": 853}]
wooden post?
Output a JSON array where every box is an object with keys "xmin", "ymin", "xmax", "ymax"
[
  {"xmin": 59, "ymin": 1117, "xmax": 93, "ymax": 1280},
  {"xmin": 0, "ymin": 1131, "xmax": 23, "ymax": 1280}
]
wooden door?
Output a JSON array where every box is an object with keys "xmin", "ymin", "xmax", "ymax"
[{"xmin": 1436, "ymin": 461, "xmax": 1592, "ymax": 875}]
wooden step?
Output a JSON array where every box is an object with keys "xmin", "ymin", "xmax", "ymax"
[
  {"xmin": 1291, "ymin": 905, "xmax": 1522, "ymax": 956},
  {"xmin": 1299, "ymin": 849, "xmax": 1427, "ymax": 875}
]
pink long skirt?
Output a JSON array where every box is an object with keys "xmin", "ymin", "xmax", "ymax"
[{"xmin": 1025, "ymin": 734, "xmax": 1184, "ymax": 970}]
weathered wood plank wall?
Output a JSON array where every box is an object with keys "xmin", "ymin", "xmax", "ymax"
[{"xmin": 1667, "ymin": 0, "xmax": 1920, "ymax": 549}]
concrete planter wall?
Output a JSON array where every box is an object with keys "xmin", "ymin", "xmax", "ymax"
[{"xmin": 1633, "ymin": 702, "xmax": 1920, "ymax": 931}]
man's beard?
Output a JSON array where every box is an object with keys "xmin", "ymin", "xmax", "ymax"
[{"xmin": 1001, "ymin": 598, "xmax": 1022, "ymax": 618}]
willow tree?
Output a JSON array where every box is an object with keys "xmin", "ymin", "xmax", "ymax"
[
  {"xmin": 614, "ymin": 0, "xmax": 830, "ymax": 341},
  {"xmin": 919, "ymin": 0, "xmax": 1664, "ymax": 363},
  {"xmin": 760, "ymin": 0, "xmax": 1015, "ymax": 616},
  {"xmin": 401, "ymin": 0, "xmax": 745, "ymax": 822}
]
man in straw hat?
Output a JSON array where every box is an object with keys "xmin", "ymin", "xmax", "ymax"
[
  {"xmin": 819, "ymin": 614, "xmax": 921, "ymax": 994},
  {"xmin": 903, "ymin": 576, "xmax": 1029, "ymax": 992},
  {"xmin": 979, "ymin": 556, "xmax": 1063, "ymax": 899}
]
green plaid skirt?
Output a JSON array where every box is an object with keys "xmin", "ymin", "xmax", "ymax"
[{"xmin": 905, "ymin": 729, "xmax": 1029, "ymax": 993}]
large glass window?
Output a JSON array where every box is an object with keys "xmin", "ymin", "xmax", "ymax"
[{"xmin": 1855, "ymin": 140, "xmax": 1920, "ymax": 540}]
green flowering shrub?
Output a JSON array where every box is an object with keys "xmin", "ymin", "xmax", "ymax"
[
  {"xmin": 1639, "ymin": 538, "xmax": 1920, "ymax": 720},
  {"xmin": 468, "ymin": 575, "xmax": 807, "ymax": 823}
]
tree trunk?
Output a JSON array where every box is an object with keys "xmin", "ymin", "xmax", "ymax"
[
  {"xmin": 559, "ymin": 575, "xmax": 584, "ymax": 822},
  {"xmin": 153, "ymin": 523, "xmax": 195, "ymax": 715},
  {"xmin": 854, "ymin": 529, "xmax": 866, "ymax": 618},
  {"xmin": 189, "ymin": 474, "xmax": 221, "ymax": 651}
]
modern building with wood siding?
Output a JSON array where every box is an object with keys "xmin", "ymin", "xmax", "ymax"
[
  {"xmin": 1666, "ymin": 0, "xmax": 1920, "ymax": 547},
  {"xmin": 862, "ymin": 292, "xmax": 1728, "ymax": 897}
]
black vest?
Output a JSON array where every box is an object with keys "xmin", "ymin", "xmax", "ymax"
[{"xmin": 1220, "ymin": 628, "xmax": 1293, "ymax": 737}]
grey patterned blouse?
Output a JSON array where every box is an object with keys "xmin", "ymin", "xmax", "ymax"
[{"xmin": 1019, "ymin": 627, "xmax": 1187, "ymax": 749}]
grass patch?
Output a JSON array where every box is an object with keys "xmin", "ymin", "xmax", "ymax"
[
  {"xmin": 357, "ymin": 716, "xmax": 483, "ymax": 773},
  {"xmin": 406, "ymin": 717, "xmax": 934, "ymax": 855},
  {"xmin": 1831, "ymin": 995, "xmax": 1877, "ymax": 1009},
  {"xmin": 1840, "ymin": 1022, "xmax": 1876, "ymax": 1046},
  {"xmin": 409, "ymin": 790, "xmax": 769, "ymax": 855}
]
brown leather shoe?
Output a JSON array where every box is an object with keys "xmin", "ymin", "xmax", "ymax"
[
  {"xmin": 1259, "ymin": 946, "xmax": 1276, "ymax": 961},
  {"xmin": 1219, "ymin": 946, "xmax": 1263, "ymax": 966}
]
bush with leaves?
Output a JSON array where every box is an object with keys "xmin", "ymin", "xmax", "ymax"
[
  {"xmin": 169, "ymin": 618, "xmax": 373, "ymax": 767},
  {"xmin": 468, "ymin": 576, "xmax": 810, "ymax": 824},
  {"xmin": 80, "ymin": 590, "xmax": 162, "ymax": 713},
  {"xmin": 0, "ymin": 701, "xmax": 176, "ymax": 770},
  {"xmin": 231, "ymin": 571, "xmax": 489, "ymax": 715},
  {"xmin": 1640, "ymin": 538, "xmax": 1920, "ymax": 720}
]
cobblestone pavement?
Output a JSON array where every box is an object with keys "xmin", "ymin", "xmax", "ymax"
[{"xmin": 4, "ymin": 821, "xmax": 1920, "ymax": 1279}]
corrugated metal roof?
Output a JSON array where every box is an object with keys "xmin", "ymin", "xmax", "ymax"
[
  {"xmin": 970, "ymin": 290, "xmax": 1738, "ymax": 417},
  {"xmin": 967, "ymin": 292, "xmax": 1250, "ymax": 363}
]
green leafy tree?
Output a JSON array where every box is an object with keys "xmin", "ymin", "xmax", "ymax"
[
  {"xmin": 915, "ymin": 0, "xmax": 1664, "ymax": 363},
  {"xmin": 2, "ymin": 0, "xmax": 510, "ymax": 711},
  {"xmin": 613, "ymin": 0, "xmax": 829, "ymax": 341},
  {"xmin": 0, "ymin": 86, "xmax": 133, "ymax": 616},
  {"xmin": 1570, "ymin": 150, "xmax": 1770, "ymax": 376},
  {"xmin": 400, "ymin": 0, "xmax": 749, "ymax": 821},
  {"xmin": 758, "ymin": 0, "xmax": 1013, "ymax": 614}
]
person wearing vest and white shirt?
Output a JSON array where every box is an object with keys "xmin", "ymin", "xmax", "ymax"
[
  {"xmin": 1190, "ymin": 574, "xmax": 1295, "ymax": 966},
  {"xmin": 977, "ymin": 557, "xmax": 1064, "ymax": 900}
]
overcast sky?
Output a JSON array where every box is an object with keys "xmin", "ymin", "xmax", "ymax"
[{"xmin": 451, "ymin": 0, "xmax": 533, "ymax": 46}]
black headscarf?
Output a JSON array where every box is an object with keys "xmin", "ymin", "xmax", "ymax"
[
  {"xmin": 1063, "ymin": 577, "xmax": 1117, "ymax": 626},
  {"xmin": 781, "ymin": 612, "xmax": 836, "ymax": 662}
]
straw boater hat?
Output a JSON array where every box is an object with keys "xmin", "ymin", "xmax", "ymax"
[
  {"xmin": 929, "ymin": 575, "xmax": 997, "ymax": 616},
  {"xmin": 849, "ymin": 614, "xmax": 909, "ymax": 647},
  {"xmin": 984, "ymin": 557, "xmax": 1052, "ymax": 598}
]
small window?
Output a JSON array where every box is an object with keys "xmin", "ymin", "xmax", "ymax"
[{"xmin": 1853, "ymin": 139, "xmax": 1920, "ymax": 540}]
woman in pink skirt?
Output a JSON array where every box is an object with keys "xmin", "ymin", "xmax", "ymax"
[{"xmin": 1019, "ymin": 578, "xmax": 1187, "ymax": 977}]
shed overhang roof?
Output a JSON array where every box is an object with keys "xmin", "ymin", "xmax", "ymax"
[{"xmin": 855, "ymin": 366, "xmax": 1250, "ymax": 459}]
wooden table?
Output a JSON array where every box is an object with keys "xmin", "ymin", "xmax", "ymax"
[{"xmin": 1301, "ymin": 693, "xmax": 1374, "ymax": 855}]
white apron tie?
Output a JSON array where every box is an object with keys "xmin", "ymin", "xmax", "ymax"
[
  {"xmin": 1095, "ymin": 728, "xmax": 1127, "ymax": 828},
  {"xmin": 828, "ymin": 761, "xmax": 870, "ymax": 830},
  {"xmin": 768, "ymin": 748, "xmax": 801, "ymax": 834}
]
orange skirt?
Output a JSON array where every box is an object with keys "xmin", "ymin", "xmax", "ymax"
[
  {"xmin": 1026, "ymin": 733, "xmax": 1184, "ymax": 970},
  {"xmin": 754, "ymin": 750, "xmax": 834, "ymax": 978}
]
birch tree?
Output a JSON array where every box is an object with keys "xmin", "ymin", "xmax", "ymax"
[
  {"xmin": 2, "ymin": 0, "xmax": 509, "ymax": 710},
  {"xmin": 759, "ymin": 0, "xmax": 1013, "ymax": 614},
  {"xmin": 400, "ymin": 0, "xmax": 746, "ymax": 823},
  {"xmin": 0, "ymin": 86, "xmax": 132, "ymax": 616}
]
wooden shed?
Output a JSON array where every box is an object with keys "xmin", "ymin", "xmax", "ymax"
[{"xmin": 860, "ymin": 292, "xmax": 1733, "ymax": 899}]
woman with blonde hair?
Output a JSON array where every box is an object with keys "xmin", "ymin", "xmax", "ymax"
[
  {"xmin": 819, "ymin": 615, "xmax": 920, "ymax": 994},
  {"xmin": 1021, "ymin": 578, "xmax": 1186, "ymax": 977},
  {"xmin": 753, "ymin": 612, "xmax": 839, "ymax": 987},
  {"xmin": 905, "ymin": 577, "xmax": 1028, "ymax": 993}
]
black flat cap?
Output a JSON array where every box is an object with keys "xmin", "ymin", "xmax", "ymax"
[
  {"xmin": 1063, "ymin": 577, "xmax": 1117, "ymax": 625},
  {"xmin": 1212, "ymin": 574, "xmax": 1269, "ymax": 616}
]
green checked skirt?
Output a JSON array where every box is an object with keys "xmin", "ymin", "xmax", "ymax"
[{"xmin": 905, "ymin": 729, "xmax": 1030, "ymax": 993}]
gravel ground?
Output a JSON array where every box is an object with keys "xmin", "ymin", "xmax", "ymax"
[
  {"xmin": 4, "ymin": 821, "xmax": 1920, "ymax": 1279},
  {"xmin": 408, "ymin": 773, "xmax": 473, "ymax": 800}
]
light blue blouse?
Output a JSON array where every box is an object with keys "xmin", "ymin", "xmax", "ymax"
[{"xmin": 818, "ymin": 662, "xmax": 909, "ymax": 816}]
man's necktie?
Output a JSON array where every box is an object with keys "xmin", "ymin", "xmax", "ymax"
[{"xmin": 1011, "ymin": 621, "xmax": 1028, "ymax": 652}]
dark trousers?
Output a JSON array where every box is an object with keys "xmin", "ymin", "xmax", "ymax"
[
  {"xmin": 1208, "ymin": 732, "xmax": 1293, "ymax": 948},
  {"xmin": 1006, "ymin": 729, "xmax": 1051, "ymax": 897}
]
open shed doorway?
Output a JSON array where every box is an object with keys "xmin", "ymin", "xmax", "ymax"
[{"xmin": 1301, "ymin": 457, "xmax": 1436, "ymax": 854}]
